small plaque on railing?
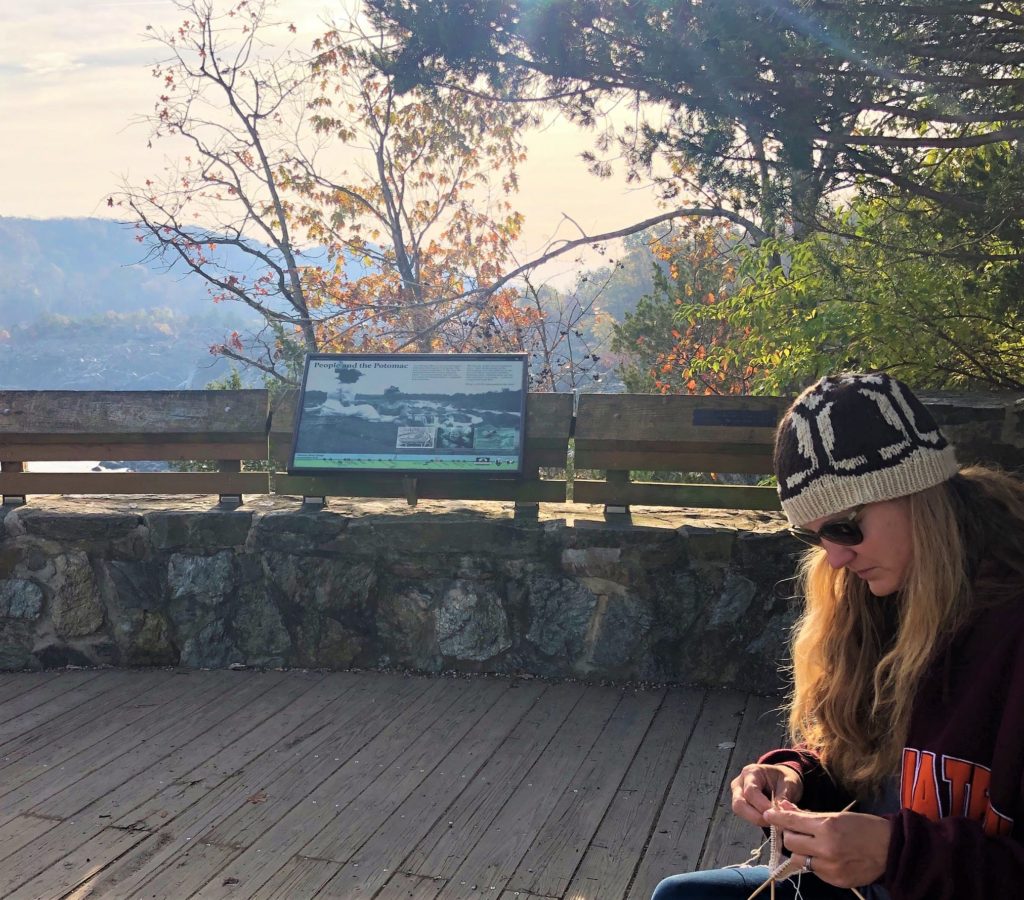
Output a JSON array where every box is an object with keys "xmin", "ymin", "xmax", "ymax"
[{"xmin": 288, "ymin": 353, "xmax": 528, "ymax": 476}]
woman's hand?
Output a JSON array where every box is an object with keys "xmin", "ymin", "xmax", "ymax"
[
  {"xmin": 763, "ymin": 799, "xmax": 890, "ymax": 889},
  {"xmin": 730, "ymin": 763, "xmax": 804, "ymax": 827}
]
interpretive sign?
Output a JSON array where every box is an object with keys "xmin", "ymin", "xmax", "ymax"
[{"xmin": 289, "ymin": 353, "xmax": 528, "ymax": 474}]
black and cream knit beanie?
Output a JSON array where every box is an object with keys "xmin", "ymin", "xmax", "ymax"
[{"xmin": 774, "ymin": 372, "xmax": 960, "ymax": 527}]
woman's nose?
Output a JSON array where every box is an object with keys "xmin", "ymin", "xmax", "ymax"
[{"xmin": 821, "ymin": 541, "xmax": 856, "ymax": 569}]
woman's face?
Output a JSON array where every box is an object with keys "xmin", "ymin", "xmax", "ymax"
[{"xmin": 805, "ymin": 498, "xmax": 914, "ymax": 596}]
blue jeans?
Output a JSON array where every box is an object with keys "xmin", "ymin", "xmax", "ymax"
[{"xmin": 651, "ymin": 866, "xmax": 874, "ymax": 899}]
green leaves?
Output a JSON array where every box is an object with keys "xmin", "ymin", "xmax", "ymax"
[
  {"xmin": 610, "ymin": 143, "xmax": 1024, "ymax": 395},
  {"xmin": 697, "ymin": 162, "xmax": 1024, "ymax": 391}
]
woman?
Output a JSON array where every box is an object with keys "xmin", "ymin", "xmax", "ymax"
[{"xmin": 653, "ymin": 372, "xmax": 1024, "ymax": 900}]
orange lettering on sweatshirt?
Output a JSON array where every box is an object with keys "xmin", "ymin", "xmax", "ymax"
[{"xmin": 901, "ymin": 748, "xmax": 1014, "ymax": 837}]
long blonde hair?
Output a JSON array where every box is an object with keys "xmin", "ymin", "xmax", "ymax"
[{"xmin": 786, "ymin": 466, "xmax": 1024, "ymax": 795}]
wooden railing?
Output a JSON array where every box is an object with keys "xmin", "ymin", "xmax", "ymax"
[
  {"xmin": 573, "ymin": 393, "xmax": 785, "ymax": 515},
  {"xmin": 0, "ymin": 389, "xmax": 783, "ymax": 516},
  {"xmin": 0, "ymin": 390, "xmax": 270, "ymax": 506}
]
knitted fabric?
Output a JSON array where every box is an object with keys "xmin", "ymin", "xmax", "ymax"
[{"xmin": 774, "ymin": 373, "xmax": 960, "ymax": 526}]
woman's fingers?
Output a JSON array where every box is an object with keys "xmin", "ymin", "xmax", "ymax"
[
  {"xmin": 762, "ymin": 807, "xmax": 891, "ymax": 889},
  {"xmin": 730, "ymin": 764, "xmax": 800, "ymax": 826},
  {"xmin": 764, "ymin": 803, "xmax": 818, "ymax": 830},
  {"xmin": 730, "ymin": 769, "xmax": 766, "ymax": 824},
  {"xmin": 776, "ymin": 767, "xmax": 804, "ymax": 804}
]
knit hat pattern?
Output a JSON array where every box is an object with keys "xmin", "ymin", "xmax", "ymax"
[{"xmin": 774, "ymin": 372, "xmax": 960, "ymax": 526}]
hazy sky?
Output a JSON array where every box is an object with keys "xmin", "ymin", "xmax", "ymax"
[{"xmin": 0, "ymin": 0, "xmax": 663, "ymax": 282}]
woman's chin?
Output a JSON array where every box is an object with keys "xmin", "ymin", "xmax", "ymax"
[{"xmin": 863, "ymin": 573, "xmax": 901, "ymax": 597}]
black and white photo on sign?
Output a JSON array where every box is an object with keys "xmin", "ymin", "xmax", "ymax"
[{"xmin": 396, "ymin": 427, "xmax": 436, "ymax": 449}]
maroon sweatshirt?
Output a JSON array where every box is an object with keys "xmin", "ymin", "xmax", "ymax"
[{"xmin": 760, "ymin": 596, "xmax": 1024, "ymax": 899}]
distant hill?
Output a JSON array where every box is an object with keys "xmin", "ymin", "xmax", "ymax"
[
  {"xmin": 0, "ymin": 217, "xmax": 264, "ymax": 389},
  {"xmin": 0, "ymin": 216, "xmax": 264, "ymax": 326}
]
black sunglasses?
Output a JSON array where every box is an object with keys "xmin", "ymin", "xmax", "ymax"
[{"xmin": 788, "ymin": 506, "xmax": 865, "ymax": 547}]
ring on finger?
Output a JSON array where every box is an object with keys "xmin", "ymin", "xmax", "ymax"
[{"xmin": 804, "ymin": 855, "xmax": 814, "ymax": 874}]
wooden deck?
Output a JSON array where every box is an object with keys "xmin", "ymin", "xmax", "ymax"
[{"xmin": 0, "ymin": 668, "xmax": 783, "ymax": 900}]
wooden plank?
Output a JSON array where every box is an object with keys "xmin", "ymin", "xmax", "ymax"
[
  {"xmin": 59, "ymin": 830, "xmax": 181, "ymax": 900},
  {"xmin": 0, "ymin": 672, "xmax": 65, "ymax": 705},
  {"xmin": 198, "ymin": 678, "xmax": 473, "ymax": 850},
  {"xmin": 0, "ymin": 672, "xmax": 247, "ymax": 823},
  {"xmin": 0, "ymin": 390, "xmax": 269, "ymax": 438},
  {"xmin": 2, "ymin": 441, "xmax": 268, "ymax": 462},
  {"xmin": 0, "ymin": 671, "xmax": 103, "ymax": 730},
  {"xmin": 267, "ymin": 389, "xmax": 300, "ymax": 431},
  {"xmin": 374, "ymin": 872, "xmax": 448, "ymax": 900},
  {"xmin": 0, "ymin": 471, "xmax": 271, "ymax": 495},
  {"xmin": 430, "ymin": 686, "xmax": 624, "ymax": 900},
  {"xmin": 0, "ymin": 670, "xmax": 174, "ymax": 763},
  {"xmin": 125, "ymin": 839, "xmax": 241, "ymax": 896},
  {"xmin": 110, "ymin": 671, "xmax": 391, "ymax": 835},
  {"xmin": 267, "ymin": 390, "xmax": 301, "ymax": 463},
  {"xmin": 188, "ymin": 680, "xmax": 508, "ymax": 899},
  {"xmin": 0, "ymin": 672, "xmax": 231, "ymax": 806},
  {"xmin": 574, "ymin": 394, "xmax": 785, "ymax": 445},
  {"xmin": 699, "ymin": 694, "xmax": 785, "ymax": 871},
  {"xmin": 306, "ymin": 682, "xmax": 547, "ymax": 897},
  {"xmin": 301, "ymin": 679, "xmax": 533, "ymax": 859},
  {"xmin": 116, "ymin": 676, "xmax": 443, "ymax": 899},
  {"xmin": 0, "ymin": 815, "xmax": 60, "ymax": 872},
  {"xmin": 5, "ymin": 824, "xmax": 150, "ymax": 900},
  {"xmin": 79, "ymin": 674, "xmax": 434, "ymax": 900},
  {"xmin": 113, "ymin": 840, "xmax": 242, "ymax": 900},
  {"xmin": 68, "ymin": 672, "xmax": 323, "ymax": 824},
  {"xmin": 0, "ymin": 670, "xmax": 131, "ymax": 743},
  {"xmin": 273, "ymin": 473, "xmax": 566, "ymax": 503},
  {"xmin": 28, "ymin": 673, "xmax": 288, "ymax": 822},
  {"xmin": 505, "ymin": 688, "xmax": 666, "ymax": 898},
  {"xmin": 564, "ymin": 687, "xmax": 707, "ymax": 900},
  {"xmin": 572, "ymin": 448, "xmax": 773, "ymax": 474},
  {"xmin": 497, "ymin": 888, "xmax": 557, "ymax": 896},
  {"xmin": 402, "ymin": 682, "xmax": 586, "ymax": 880},
  {"xmin": 0, "ymin": 674, "xmax": 773, "ymax": 900},
  {"xmin": 523, "ymin": 392, "xmax": 576, "ymax": 445},
  {"xmin": 0, "ymin": 818, "xmax": 112, "ymax": 897},
  {"xmin": 573, "ymin": 392, "xmax": 782, "ymax": 477},
  {"xmin": 0, "ymin": 672, "xmax": 188, "ymax": 787},
  {"xmin": 106, "ymin": 671, "xmax": 335, "ymax": 827},
  {"xmin": 249, "ymin": 856, "xmax": 341, "ymax": 899},
  {"xmin": 576, "ymin": 434, "xmax": 775, "ymax": 458},
  {"xmin": 625, "ymin": 690, "xmax": 749, "ymax": 900},
  {"xmin": 573, "ymin": 480, "xmax": 781, "ymax": 510},
  {"xmin": 0, "ymin": 675, "xmax": 291, "ymax": 895}
]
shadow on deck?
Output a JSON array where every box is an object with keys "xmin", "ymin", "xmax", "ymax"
[{"xmin": 0, "ymin": 669, "xmax": 784, "ymax": 899}]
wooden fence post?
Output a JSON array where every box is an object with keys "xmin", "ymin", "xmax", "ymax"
[{"xmin": 1, "ymin": 461, "xmax": 26, "ymax": 507}]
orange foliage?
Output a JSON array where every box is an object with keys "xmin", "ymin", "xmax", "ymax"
[
  {"xmin": 126, "ymin": 1, "xmax": 540, "ymax": 380},
  {"xmin": 648, "ymin": 223, "xmax": 759, "ymax": 396},
  {"xmin": 279, "ymin": 27, "xmax": 538, "ymax": 356}
]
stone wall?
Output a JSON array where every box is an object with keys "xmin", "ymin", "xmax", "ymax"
[
  {"xmin": 2, "ymin": 390, "xmax": 1021, "ymax": 692},
  {"xmin": 0, "ymin": 505, "xmax": 798, "ymax": 693},
  {"xmin": 921, "ymin": 390, "xmax": 1024, "ymax": 472}
]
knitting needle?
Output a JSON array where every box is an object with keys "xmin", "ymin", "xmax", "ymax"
[
  {"xmin": 746, "ymin": 874, "xmax": 777, "ymax": 900},
  {"xmin": 770, "ymin": 787, "xmax": 776, "ymax": 900},
  {"xmin": 834, "ymin": 801, "xmax": 867, "ymax": 898},
  {"xmin": 745, "ymin": 799, "xmax": 862, "ymax": 900}
]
